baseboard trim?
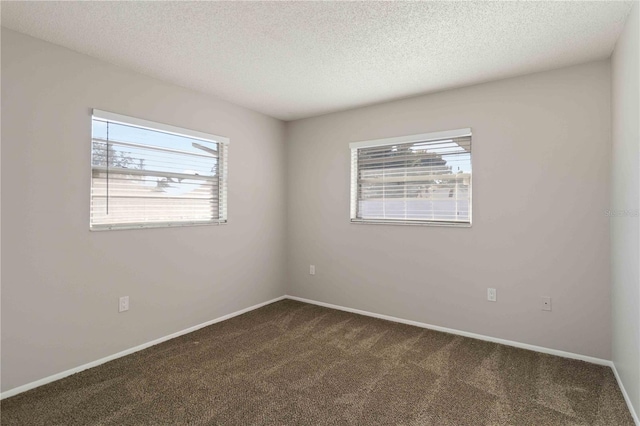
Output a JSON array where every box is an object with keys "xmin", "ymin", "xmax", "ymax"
[
  {"xmin": 0, "ymin": 295, "xmax": 286, "ymax": 400},
  {"xmin": 285, "ymin": 295, "xmax": 611, "ymax": 366},
  {"xmin": 611, "ymin": 362, "xmax": 640, "ymax": 425},
  {"xmin": 293, "ymin": 291, "xmax": 638, "ymax": 422},
  {"xmin": 4, "ymin": 293, "xmax": 636, "ymax": 425}
]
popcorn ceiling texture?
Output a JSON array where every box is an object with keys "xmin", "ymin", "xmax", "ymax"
[{"xmin": 0, "ymin": 1, "xmax": 634, "ymax": 120}]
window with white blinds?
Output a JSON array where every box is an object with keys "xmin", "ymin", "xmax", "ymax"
[
  {"xmin": 350, "ymin": 128, "xmax": 472, "ymax": 226},
  {"xmin": 90, "ymin": 110, "xmax": 229, "ymax": 230}
]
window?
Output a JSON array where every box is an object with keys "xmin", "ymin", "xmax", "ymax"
[
  {"xmin": 90, "ymin": 110, "xmax": 229, "ymax": 230},
  {"xmin": 350, "ymin": 128, "xmax": 472, "ymax": 226}
]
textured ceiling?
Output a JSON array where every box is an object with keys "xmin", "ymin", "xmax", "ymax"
[{"xmin": 1, "ymin": 1, "xmax": 634, "ymax": 121}]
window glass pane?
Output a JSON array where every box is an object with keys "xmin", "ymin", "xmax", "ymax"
[
  {"xmin": 90, "ymin": 114, "xmax": 226, "ymax": 230},
  {"xmin": 352, "ymin": 134, "xmax": 471, "ymax": 225}
]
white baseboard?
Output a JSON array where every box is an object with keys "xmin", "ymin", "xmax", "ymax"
[
  {"xmin": 611, "ymin": 362, "xmax": 640, "ymax": 425},
  {"xmin": 0, "ymin": 295, "xmax": 286, "ymax": 400},
  {"xmin": 285, "ymin": 295, "xmax": 611, "ymax": 365},
  {"xmin": 286, "ymin": 295, "xmax": 640, "ymax": 422},
  {"xmin": 3, "ymin": 293, "xmax": 637, "ymax": 425}
]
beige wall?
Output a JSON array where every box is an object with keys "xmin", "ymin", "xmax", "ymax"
[
  {"xmin": 286, "ymin": 61, "xmax": 612, "ymax": 359},
  {"xmin": 611, "ymin": 3, "xmax": 640, "ymax": 416},
  {"xmin": 1, "ymin": 29, "xmax": 287, "ymax": 392}
]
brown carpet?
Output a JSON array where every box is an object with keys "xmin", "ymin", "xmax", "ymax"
[{"xmin": 1, "ymin": 299, "xmax": 634, "ymax": 425}]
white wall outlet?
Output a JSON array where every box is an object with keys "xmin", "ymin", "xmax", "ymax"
[
  {"xmin": 119, "ymin": 296, "xmax": 129, "ymax": 312},
  {"xmin": 309, "ymin": 265, "xmax": 316, "ymax": 275},
  {"xmin": 541, "ymin": 297, "xmax": 552, "ymax": 311},
  {"xmin": 487, "ymin": 288, "xmax": 497, "ymax": 302}
]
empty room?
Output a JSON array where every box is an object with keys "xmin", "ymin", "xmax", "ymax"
[{"xmin": 1, "ymin": 1, "xmax": 638, "ymax": 425}]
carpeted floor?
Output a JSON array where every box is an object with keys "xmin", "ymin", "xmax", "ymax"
[{"xmin": 1, "ymin": 299, "xmax": 634, "ymax": 425}]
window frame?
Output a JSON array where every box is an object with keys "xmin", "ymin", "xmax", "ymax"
[
  {"xmin": 349, "ymin": 128, "xmax": 472, "ymax": 227},
  {"xmin": 90, "ymin": 109, "xmax": 230, "ymax": 231}
]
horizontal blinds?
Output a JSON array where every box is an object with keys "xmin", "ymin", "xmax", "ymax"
[
  {"xmin": 218, "ymin": 143, "xmax": 228, "ymax": 222},
  {"xmin": 351, "ymin": 134, "xmax": 471, "ymax": 225},
  {"xmin": 90, "ymin": 114, "xmax": 228, "ymax": 230}
]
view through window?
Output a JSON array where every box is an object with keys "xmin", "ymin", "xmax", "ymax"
[
  {"xmin": 90, "ymin": 110, "xmax": 228, "ymax": 230},
  {"xmin": 350, "ymin": 129, "xmax": 471, "ymax": 226}
]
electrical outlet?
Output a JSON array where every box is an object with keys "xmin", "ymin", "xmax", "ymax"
[
  {"xmin": 541, "ymin": 297, "xmax": 551, "ymax": 311},
  {"xmin": 119, "ymin": 296, "xmax": 129, "ymax": 313},
  {"xmin": 487, "ymin": 288, "xmax": 497, "ymax": 302},
  {"xmin": 309, "ymin": 265, "xmax": 316, "ymax": 275}
]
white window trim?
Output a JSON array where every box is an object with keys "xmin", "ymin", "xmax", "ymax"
[
  {"xmin": 349, "ymin": 128, "xmax": 471, "ymax": 150},
  {"xmin": 92, "ymin": 219, "xmax": 226, "ymax": 232},
  {"xmin": 349, "ymin": 128, "xmax": 472, "ymax": 227},
  {"xmin": 90, "ymin": 110, "xmax": 230, "ymax": 231},
  {"xmin": 92, "ymin": 109, "xmax": 230, "ymax": 146}
]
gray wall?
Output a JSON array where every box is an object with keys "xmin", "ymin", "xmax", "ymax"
[
  {"xmin": 286, "ymin": 61, "xmax": 612, "ymax": 359},
  {"xmin": 1, "ymin": 29, "xmax": 287, "ymax": 392},
  {"xmin": 611, "ymin": 3, "xmax": 640, "ymax": 416}
]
